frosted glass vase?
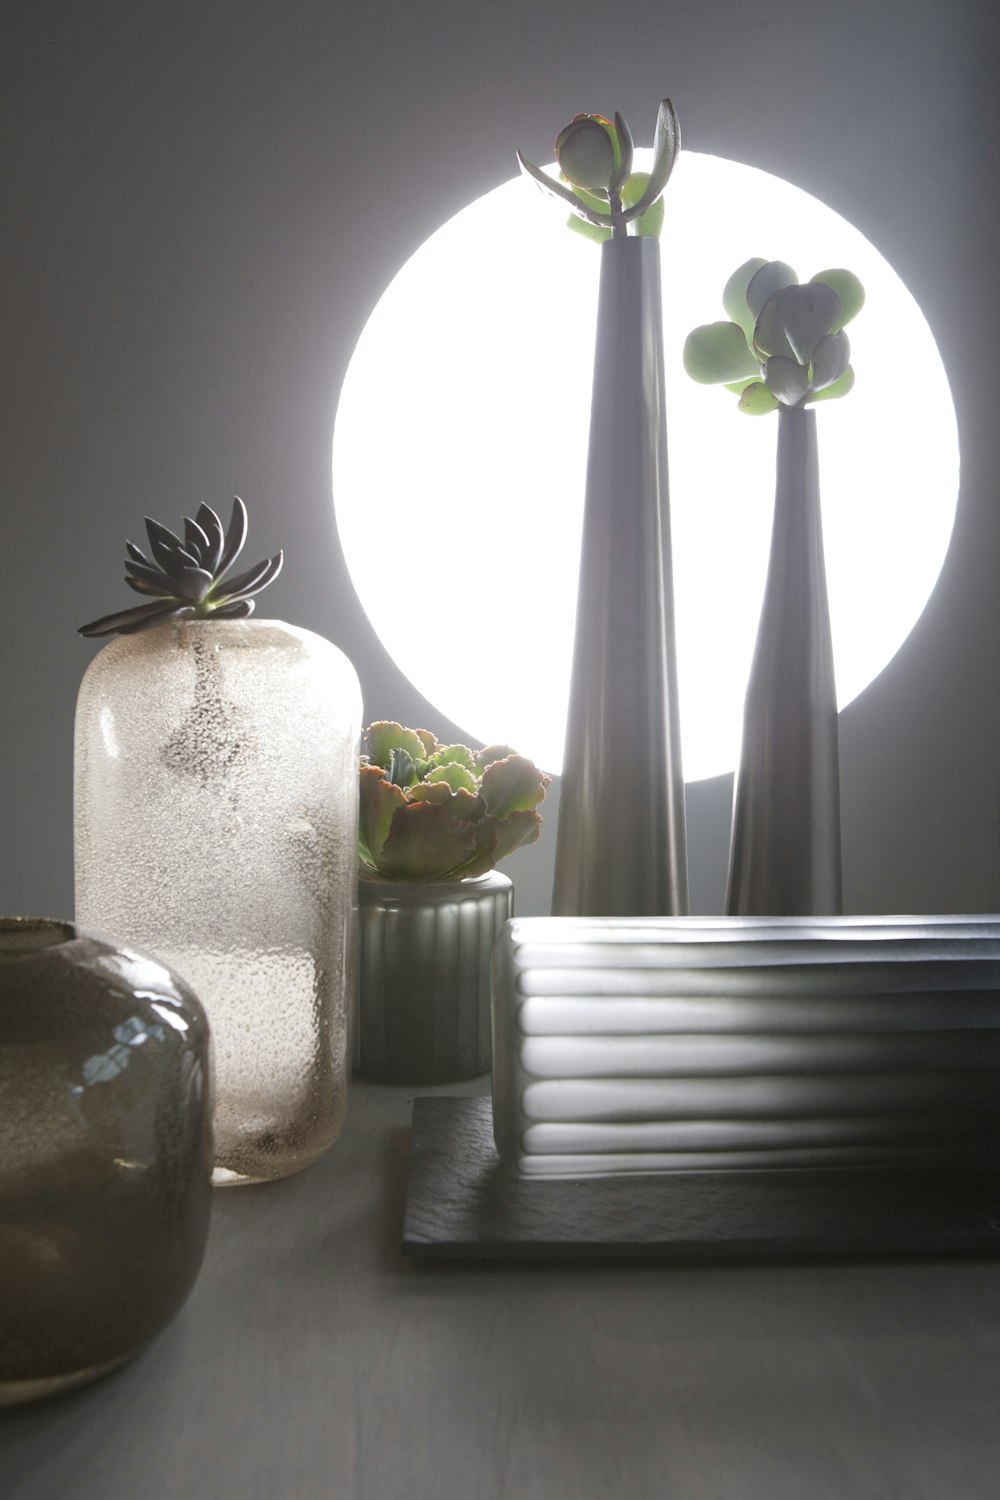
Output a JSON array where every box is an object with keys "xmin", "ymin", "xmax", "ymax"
[{"xmin": 75, "ymin": 618, "xmax": 362, "ymax": 1185}]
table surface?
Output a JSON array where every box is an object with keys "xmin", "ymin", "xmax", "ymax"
[{"xmin": 3, "ymin": 1078, "xmax": 1000, "ymax": 1500}]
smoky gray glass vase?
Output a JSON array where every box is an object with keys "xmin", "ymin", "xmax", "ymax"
[
  {"xmin": 0, "ymin": 918, "xmax": 213, "ymax": 1406},
  {"xmin": 356, "ymin": 871, "xmax": 512, "ymax": 1084}
]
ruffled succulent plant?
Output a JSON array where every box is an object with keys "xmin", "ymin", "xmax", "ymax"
[
  {"xmin": 517, "ymin": 97, "xmax": 680, "ymax": 242},
  {"xmin": 683, "ymin": 258, "xmax": 865, "ymax": 413},
  {"xmin": 79, "ymin": 496, "xmax": 282, "ymax": 637},
  {"xmin": 359, "ymin": 723, "xmax": 550, "ymax": 882}
]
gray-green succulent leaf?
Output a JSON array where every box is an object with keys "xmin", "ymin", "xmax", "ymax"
[
  {"xmin": 722, "ymin": 258, "xmax": 768, "ymax": 340},
  {"xmin": 516, "ymin": 151, "xmax": 614, "ymax": 227},
  {"xmin": 775, "ymin": 282, "xmax": 842, "ymax": 365},
  {"xmin": 612, "ymin": 111, "xmax": 635, "ymax": 193},
  {"xmin": 746, "ymin": 261, "xmax": 798, "ymax": 319},
  {"xmin": 763, "ymin": 355, "xmax": 810, "ymax": 406},
  {"xmin": 811, "ymin": 268, "xmax": 865, "ymax": 329},
  {"xmin": 683, "ymin": 320, "xmax": 760, "ymax": 385},
  {"xmin": 752, "ymin": 288, "xmax": 798, "ymax": 361},
  {"xmin": 625, "ymin": 97, "xmax": 680, "ymax": 223},
  {"xmin": 555, "ymin": 113, "xmax": 620, "ymax": 192},
  {"xmin": 738, "ymin": 381, "xmax": 781, "ymax": 416},
  {"xmin": 806, "ymin": 365, "xmax": 855, "ymax": 404},
  {"xmin": 810, "ymin": 329, "xmax": 851, "ymax": 392}
]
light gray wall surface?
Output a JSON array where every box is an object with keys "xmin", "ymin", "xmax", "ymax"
[{"xmin": 2, "ymin": 0, "xmax": 998, "ymax": 920}]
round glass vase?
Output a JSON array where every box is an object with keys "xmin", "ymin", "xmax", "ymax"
[
  {"xmin": 0, "ymin": 918, "xmax": 213, "ymax": 1406},
  {"xmin": 74, "ymin": 618, "xmax": 362, "ymax": 1185},
  {"xmin": 356, "ymin": 870, "xmax": 512, "ymax": 1084}
]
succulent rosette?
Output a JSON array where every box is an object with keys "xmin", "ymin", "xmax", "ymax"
[
  {"xmin": 683, "ymin": 258, "xmax": 865, "ymax": 413},
  {"xmin": 517, "ymin": 97, "xmax": 680, "ymax": 242},
  {"xmin": 79, "ymin": 496, "xmax": 282, "ymax": 637},
  {"xmin": 359, "ymin": 723, "xmax": 550, "ymax": 882}
]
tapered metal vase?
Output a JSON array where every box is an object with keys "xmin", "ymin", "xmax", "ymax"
[
  {"xmin": 727, "ymin": 405, "xmax": 842, "ymax": 915},
  {"xmin": 552, "ymin": 235, "xmax": 688, "ymax": 916}
]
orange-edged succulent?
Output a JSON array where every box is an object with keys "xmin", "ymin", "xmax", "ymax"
[{"xmin": 359, "ymin": 722, "xmax": 550, "ymax": 881}]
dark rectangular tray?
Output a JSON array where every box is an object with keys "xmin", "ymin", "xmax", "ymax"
[{"xmin": 402, "ymin": 1096, "xmax": 1000, "ymax": 1259}]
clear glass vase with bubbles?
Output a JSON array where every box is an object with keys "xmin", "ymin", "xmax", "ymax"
[{"xmin": 74, "ymin": 498, "xmax": 361, "ymax": 1184}]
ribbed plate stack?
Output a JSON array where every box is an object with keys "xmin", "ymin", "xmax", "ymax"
[{"xmin": 491, "ymin": 916, "xmax": 1000, "ymax": 1179}]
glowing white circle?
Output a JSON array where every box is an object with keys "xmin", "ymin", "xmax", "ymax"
[{"xmin": 333, "ymin": 151, "xmax": 958, "ymax": 779}]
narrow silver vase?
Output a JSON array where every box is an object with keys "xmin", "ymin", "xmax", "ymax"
[
  {"xmin": 552, "ymin": 235, "xmax": 688, "ymax": 917},
  {"xmin": 727, "ymin": 405, "xmax": 842, "ymax": 915}
]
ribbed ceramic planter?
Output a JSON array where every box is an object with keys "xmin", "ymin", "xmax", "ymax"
[
  {"xmin": 727, "ymin": 406, "xmax": 841, "ymax": 915},
  {"xmin": 552, "ymin": 234, "xmax": 688, "ymax": 917},
  {"xmin": 0, "ymin": 918, "xmax": 213, "ymax": 1405},
  {"xmin": 357, "ymin": 871, "xmax": 512, "ymax": 1084},
  {"xmin": 75, "ymin": 618, "xmax": 362, "ymax": 1185},
  {"xmin": 492, "ymin": 914, "xmax": 1000, "ymax": 1179}
]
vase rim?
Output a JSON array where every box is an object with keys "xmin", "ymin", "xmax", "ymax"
[
  {"xmin": 155, "ymin": 615, "xmax": 285, "ymax": 632},
  {"xmin": 0, "ymin": 917, "xmax": 76, "ymax": 955},
  {"xmin": 358, "ymin": 869, "xmax": 511, "ymax": 891},
  {"xmin": 600, "ymin": 234, "xmax": 660, "ymax": 253}
]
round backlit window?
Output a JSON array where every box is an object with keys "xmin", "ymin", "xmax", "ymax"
[{"xmin": 333, "ymin": 151, "xmax": 958, "ymax": 779}]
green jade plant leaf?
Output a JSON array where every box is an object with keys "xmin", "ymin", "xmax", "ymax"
[
  {"xmin": 79, "ymin": 496, "xmax": 283, "ymax": 637},
  {"xmin": 683, "ymin": 258, "xmax": 865, "ymax": 413},
  {"xmin": 517, "ymin": 97, "xmax": 680, "ymax": 241},
  {"xmin": 359, "ymin": 722, "xmax": 550, "ymax": 882}
]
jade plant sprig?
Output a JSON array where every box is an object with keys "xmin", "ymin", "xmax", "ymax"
[
  {"xmin": 359, "ymin": 722, "xmax": 550, "ymax": 882},
  {"xmin": 683, "ymin": 258, "xmax": 865, "ymax": 413},
  {"xmin": 79, "ymin": 497, "xmax": 283, "ymax": 637},
  {"xmin": 517, "ymin": 97, "xmax": 680, "ymax": 242}
]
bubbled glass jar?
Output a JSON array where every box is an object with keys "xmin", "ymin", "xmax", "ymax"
[{"xmin": 75, "ymin": 618, "xmax": 362, "ymax": 1185}]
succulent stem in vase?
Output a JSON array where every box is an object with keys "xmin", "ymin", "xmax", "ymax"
[
  {"xmin": 685, "ymin": 260, "xmax": 866, "ymax": 914},
  {"xmin": 520, "ymin": 94, "xmax": 688, "ymax": 916}
]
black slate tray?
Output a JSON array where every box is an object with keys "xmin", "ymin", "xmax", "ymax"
[{"xmin": 402, "ymin": 1096, "xmax": 1000, "ymax": 1259}]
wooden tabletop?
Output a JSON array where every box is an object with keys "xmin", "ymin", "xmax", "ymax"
[{"xmin": 3, "ymin": 1078, "xmax": 999, "ymax": 1500}]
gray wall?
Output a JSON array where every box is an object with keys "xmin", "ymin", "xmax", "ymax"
[{"xmin": 3, "ymin": 0, "xmax": 998, "ymax": 920}]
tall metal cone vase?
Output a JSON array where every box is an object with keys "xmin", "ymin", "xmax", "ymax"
[
  {"xmin": 552, "ymin": 236, "xmax": 688, "ymax": 916},
  {"xmin": 726, "ymin": 405, "xmax": 843, "ymax": 915}
]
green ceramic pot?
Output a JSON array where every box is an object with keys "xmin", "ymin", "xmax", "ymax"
[{"xmin": 0, "ymin": 918, "xmax": 214, "ymax": 1405}]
